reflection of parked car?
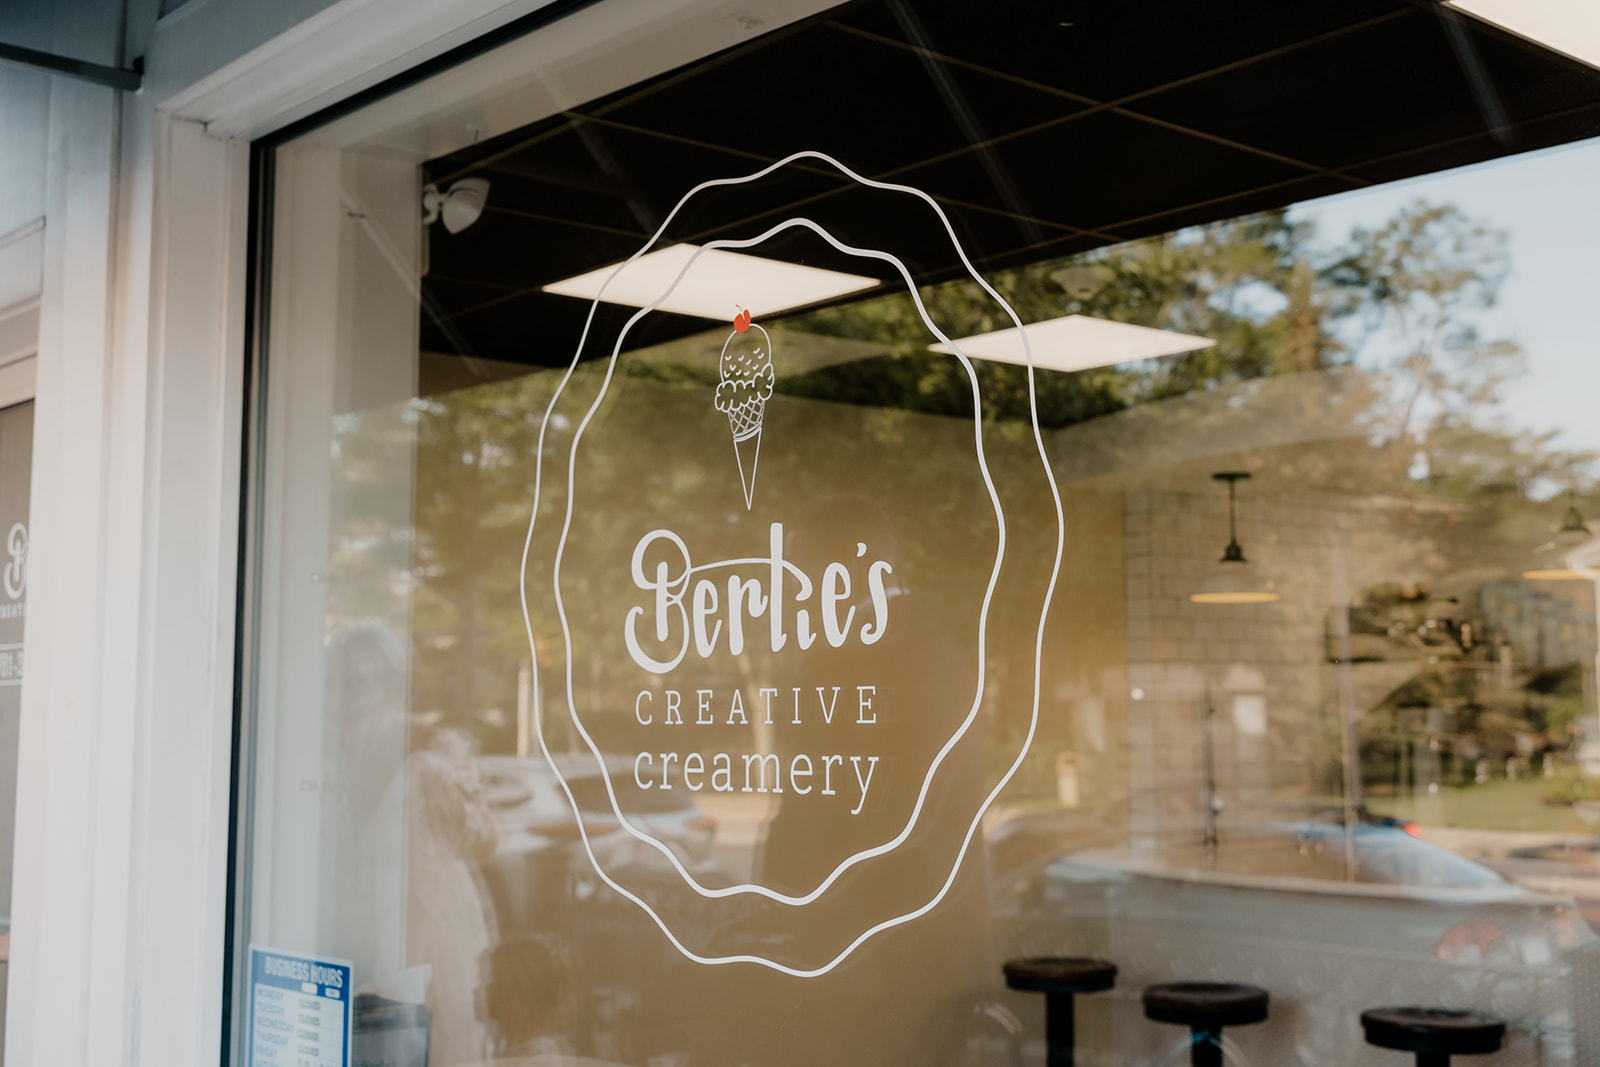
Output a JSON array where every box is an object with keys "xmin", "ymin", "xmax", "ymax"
[
  {"xmin": 479, "ymin": 755, "xmax": 714, "ymax": 855},
  {"xmin": 997, "ymin": 819, "xmax": 1600, "ymax": 1064},
  {"xmin": 1282, "ymin": 821, "xmax": 1509, "ymax": 891},
  {"xmin": 476, "ymin": 755, "xmax": 716, "ymax": 931},
  {"xmin": 476, "ymin": 755, "xmax": 726, "ymax": 1063}
]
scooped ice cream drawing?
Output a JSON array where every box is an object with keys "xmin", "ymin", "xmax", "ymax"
[{"xmin": 714, "ymin": 308, "xmax": 776, "ymax": 510}]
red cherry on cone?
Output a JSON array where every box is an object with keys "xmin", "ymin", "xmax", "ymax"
[{"xmin": 734, "ymin": 309, "xmax": 752, "ymax": 332}]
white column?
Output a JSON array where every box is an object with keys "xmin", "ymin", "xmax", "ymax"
[
  {"xmin": 121, "ymin": 113, "xmax": 249, "ymax": 1067},
  {"xmin": 8, "ymin": 69, "xmax": 128, "ymax": 1066},
  {"xmin": 5, "ymin": 84, "xmax": 249, "ymax": 1067}
]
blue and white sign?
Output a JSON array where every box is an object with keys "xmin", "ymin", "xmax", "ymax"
[{"xmin": 247, "ymin": 945, "xmax": 352, "ymax": 1067}]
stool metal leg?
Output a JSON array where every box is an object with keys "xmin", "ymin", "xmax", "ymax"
[
  {"xmin": 1190, "ymin": 1025, "xmax": 1223, "ymax": 1067},
  {"xmin": 1044, "ymin": 992, "xmax": 1076, "ymax": 1067},
  {"xmin": 1416, "ymin": 1056, "xmax": 1450, "ymax": 1067}
]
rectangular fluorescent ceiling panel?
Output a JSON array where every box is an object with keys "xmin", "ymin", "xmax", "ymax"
[
  {"xmin": 929, "ymin": 314, "xmax": 1213, "ymax": 372},
  {"xmin": 542, "ymin": 244, "xmax": 879, "ymax": 320},
  {"xmin": 1446, "ymin": 0, "xmax": 1600, "ymax": 70}
]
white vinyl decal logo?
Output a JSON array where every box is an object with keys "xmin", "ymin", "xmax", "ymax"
[
  {"xmin": 521, "ymin": 152, "xmax": 1065, "ymax": 977},
  {"xmin": 622, "ymin": 523, "xmax": 891, "ymax": 675}
]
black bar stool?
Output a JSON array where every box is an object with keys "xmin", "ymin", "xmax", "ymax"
[
  {"xmin": 1361, "ymin": 1007, "xmax": 1505, "ymax": 1066},
  {"xmin": 1142, "ymin": 982, "xmax": 1268, "ymax": 1067},
  {"xmin": 1002, "ymin": 956, "xmax": 1117, "ymax": 1067}
]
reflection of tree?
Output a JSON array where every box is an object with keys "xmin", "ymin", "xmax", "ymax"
[
  {"xmin": 410, "ymin": 376, "xmax": 560, "ymax": 744},
  {"xmin": 329, "ymin": 406, "xmax": 423, "ymax": 633},
  {"xmin": 779, "ymin": 210, "xmax": 1344, "ymax": 431},
  {"xmin": 1325, "ymin": 204, "xmax": 1517, "ymax": 445},
  {"xmin": 1344, "ymin": 576, "xmax": 1596, "ymax": 791},
  {"xmin": 408, "ymin": 366, "xmax": 1009, "ymax": 748},
  {"xmin": 401, "ymin": 196, "xmax": 1597, "ymax": 772},
  {"xmin": 776, "ymin": 198, "xmax": 1592, "ymax": 503}
]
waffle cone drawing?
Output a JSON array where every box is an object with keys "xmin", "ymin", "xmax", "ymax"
[{"xmin": 715, "ymin": 312, "xmax": 775, "ymax": 509}]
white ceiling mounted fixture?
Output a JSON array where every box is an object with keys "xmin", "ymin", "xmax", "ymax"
[
  {"xmin": 1445, "ymin": 0, "xmax": 1600, "ymax": 71},
  {"xmin": 928, "ymin": 314, "xmax": 1214, "ymax": 373},
  {"xmin": 422, "ymin": 178, "xmax": 490, "ymax": 233},
  {"xmin": 542, "ymin": 244, "xmax": 880, "ymax": 320}
]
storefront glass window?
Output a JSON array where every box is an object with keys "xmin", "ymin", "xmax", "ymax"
[{"xmin": 237, "ymin": 4, "xmax": 1600, "ymax": 1064}]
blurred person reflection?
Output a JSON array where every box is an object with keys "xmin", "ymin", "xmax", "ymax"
[{"xmin": 327, "ymin": 621, "xmax": 500, "ymax": 1065}]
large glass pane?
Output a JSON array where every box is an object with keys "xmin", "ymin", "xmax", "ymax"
[{"xmin": 238, "ymin": 4, "xmax": 1600, "ymax": 1065}]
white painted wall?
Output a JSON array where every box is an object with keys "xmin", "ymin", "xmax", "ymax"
[{"xmin": 3, "ymin": 3, "xmax": 130, "ymax": 1065}]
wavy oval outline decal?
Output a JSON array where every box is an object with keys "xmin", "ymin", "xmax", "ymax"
[{"xmin": 519, "ymin": 151, "xmax": 1065, "ymax": 975}]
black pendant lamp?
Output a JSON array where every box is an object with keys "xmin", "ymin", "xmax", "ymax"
[{"xmin": 1191, "ymin": 472, "xmax": 1279, "ymax": 604}]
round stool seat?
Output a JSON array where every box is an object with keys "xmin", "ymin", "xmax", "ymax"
[
  {"xmin": 1143, "ymin": 982, "xmax": 1270, "ymax": 1029},
  {"xmin": 1004, "ymin": 957, "xmax": 1117, "ymax": 995},
  {"xmin": 1361, "ymin": 1007, "xmax": 1505, "ymax": 1057}
]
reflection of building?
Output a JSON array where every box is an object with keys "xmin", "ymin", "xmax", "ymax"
[
  {"xmin": 1481, "ymin": 582, "xmax": 1598, "ymax": 670},
  {"xmin": 1122, "ymin": 483, "xmax": 1431, "ymax": 844},
  {"xmin": 1092, "ymin": 369, "xmax": 1600, "ymax": 844}
]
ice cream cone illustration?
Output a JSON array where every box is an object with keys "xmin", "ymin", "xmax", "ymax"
[{"xmin": 714, "ymin": 310, "xmax": 775, "ymax": 510}]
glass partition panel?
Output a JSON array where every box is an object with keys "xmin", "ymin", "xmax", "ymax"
[{"xmin": 240, "ymin": 4, "xmax": 1600, "ymax": 1065}]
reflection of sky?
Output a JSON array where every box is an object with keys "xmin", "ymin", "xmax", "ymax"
[{"xmin": 1288, "ymin": 135, "xmax": 1600, "ymax": 456}]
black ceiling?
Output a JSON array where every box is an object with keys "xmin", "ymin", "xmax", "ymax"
[{"xmin": 420, "ymin": 0, "xmax": 1600, "ymax": 366}]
